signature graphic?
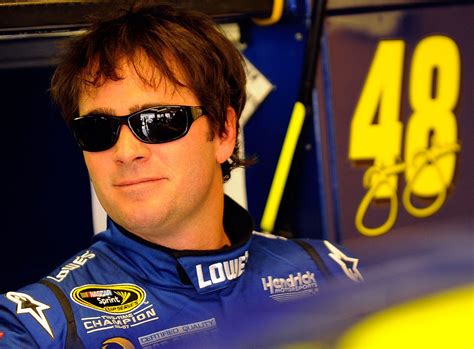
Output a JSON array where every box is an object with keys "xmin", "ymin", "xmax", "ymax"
[{"xmin": 356, "ymin": 142, "xmax": 460, "ymax": 236}]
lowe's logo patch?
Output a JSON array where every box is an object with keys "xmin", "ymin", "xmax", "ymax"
[
  {"xmin": 47, "ymin": 250, "xmax": 95, "ymax": 282},
  {"xmin": 262, "ymin": 271, "xmax": 319, "ymax": 302},
  {"xmin": 71, "ymin": 284, "xmax": 145, "ymax": 314},
  {"xmin": 196, "ymin": 251, "xmax": 249, "ymax": 289}
]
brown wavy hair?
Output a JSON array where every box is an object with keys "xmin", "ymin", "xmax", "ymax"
[{"xmin": 50, "ymin": 2, "xmax": 251, "ymax": 181}]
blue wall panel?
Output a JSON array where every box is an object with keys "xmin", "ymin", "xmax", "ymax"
[{"xmin": 243, "ymin": 13, "xmax": 325, "ymax": 238}]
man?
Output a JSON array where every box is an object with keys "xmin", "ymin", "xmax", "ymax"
[{"xmin": 0, "ymin": 3, "xmax": 362, "ymax": 348}]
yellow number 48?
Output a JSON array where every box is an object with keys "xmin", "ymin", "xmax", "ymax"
[{"xmin": 348, "ymin": 36, "xmax": 461, "ymax": 236}]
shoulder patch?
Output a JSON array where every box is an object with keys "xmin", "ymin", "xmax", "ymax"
[
  {"xmin": 324, "ymin": 241, "xmax": 364, "ymax": 282},
  {"xmin": 6, "ymin": 292, "xmax": 54, "ymax": 338}
]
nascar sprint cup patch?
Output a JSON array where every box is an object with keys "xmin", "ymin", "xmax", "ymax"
[{"xmin": 70, "ymin": 284, "xmax": 145, "ymax": 314}]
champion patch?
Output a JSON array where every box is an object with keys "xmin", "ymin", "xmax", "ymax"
[
  {"xmin": 6, "ymin": 292, "xmax": 54, "ymax": 338},
  {"xmin": 71, "ymin": 284, "xmax": 145, "ymax": 314}
]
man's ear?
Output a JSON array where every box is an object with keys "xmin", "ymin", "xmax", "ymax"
[{"xmin": 215, "ymin": 106, "xmax": 237, "ymax": 164}]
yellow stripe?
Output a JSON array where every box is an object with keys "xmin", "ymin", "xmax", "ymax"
[
  {"xmin": 260, "ymin": 102, "xmax": 306, "ymax": 232},
  {"xmin": 253, "ymin": 0, "xmax": 285, "ymax": 26}
]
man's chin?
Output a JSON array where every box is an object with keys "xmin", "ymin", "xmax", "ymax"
[{"xmin": 112, "ymin": 208, "xmax": 168, "ymax": 235}]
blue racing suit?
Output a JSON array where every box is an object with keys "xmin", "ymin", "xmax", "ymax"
[{"xmin": 0, "ymin": 196, "xmax": 362, "ymax": 348}]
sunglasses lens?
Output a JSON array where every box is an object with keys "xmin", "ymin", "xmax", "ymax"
[
  {"xmin": 72, "ymin": 116, "xmax": 118, "ymax": 152},
  {"xmin": 130, "ymin": 107, "xmax": 189, "ymax": 143},
  {"xmin": 71, "ymin": 107, "xmax": 200, "ymax": 152}
]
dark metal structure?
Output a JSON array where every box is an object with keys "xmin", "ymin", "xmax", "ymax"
[{"xmin": 0, "ymin": 0, "xmax": 273, "ymax": 35}]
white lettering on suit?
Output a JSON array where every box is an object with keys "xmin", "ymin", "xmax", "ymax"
[
  {"xmin": 47, "ymin": 250, "xmax": 95, "ymax": 282},
  {"xmin": 196, "ymin": 251, "xmax": 249, "ymax": 289}
]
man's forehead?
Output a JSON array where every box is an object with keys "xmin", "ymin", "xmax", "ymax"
[
  {"xmin": 83, "ymin": 51, "xmax": 187, "ymax": 85},
  {"xmin": 78, "ymin": 57, "xmax": 194, "ymax": 116},
  {"xmin": 78, "ymin": 78, "xmax": 192, "ymax": 116}
]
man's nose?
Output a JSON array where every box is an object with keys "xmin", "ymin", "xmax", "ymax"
[{"xmin": 112, "ymin": 125, "xmax": 151, "ymax": 164}]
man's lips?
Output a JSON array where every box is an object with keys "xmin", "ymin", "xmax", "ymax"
[{"xmin": 114, "ymin": 177, "xmax": 166, "ymax": 187}]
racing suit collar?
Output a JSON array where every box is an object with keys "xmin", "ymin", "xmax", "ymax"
[{"xmin": 103, "ymin": 195, "xmax": 254, "ymax": 293}]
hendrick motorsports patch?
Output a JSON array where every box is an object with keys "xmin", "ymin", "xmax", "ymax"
[{"xmin": 70, "ymin": 284, "xmax": 145, "ymax": 314}]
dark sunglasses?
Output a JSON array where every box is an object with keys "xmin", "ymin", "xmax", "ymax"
[{"xmin": 71, "ymin": 105, "xmax": 206, "ymax": 152}]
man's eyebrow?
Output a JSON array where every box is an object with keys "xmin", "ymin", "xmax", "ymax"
[
  {"xmin": 80, "ymin": 107, "xmax": 116, "ymax": 117},
  {"xmin": 129, "ymin": 103, "xmax": 165, "ymax": 114},
  {"xmin": 81, "ymin": 103, "xmax": 166, "ymax": 117}
]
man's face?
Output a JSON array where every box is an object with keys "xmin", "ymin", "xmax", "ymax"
[{"xmin": 79, "ymin": 60, "xmax": 235, "ymax": 242}]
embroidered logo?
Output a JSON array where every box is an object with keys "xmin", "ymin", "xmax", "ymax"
[
  {"xmin": 138, "ymin": 318, "xmax": 217, "ymax": 347},
  {"xmin": 6, "ymin": 292, "xmax": 54, "ymax": 338},
  {"xmin": 102, "ymin": 337, "xmax": 135, "ymax": 349},
  {"xmin": 71, "ymin": 284, "xmax": 145, "ymax": 314},
  {"xmin": 261, "ymin": 271, "xmax": 319, "ymax": 302},
  {"xmin": 47, "ymin": 250, "xmax": 95, "ymax": 282},
  {"xmin": 80, "ymin": 303, "xmax": 158, "ymax": 334},
  {"xmin": 324, "ymin": 241, "xmax": 364, "ymax": 282},
  {"xmin": 196, "ymin": 251, "xmax": 249, "ymax": 289}
]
